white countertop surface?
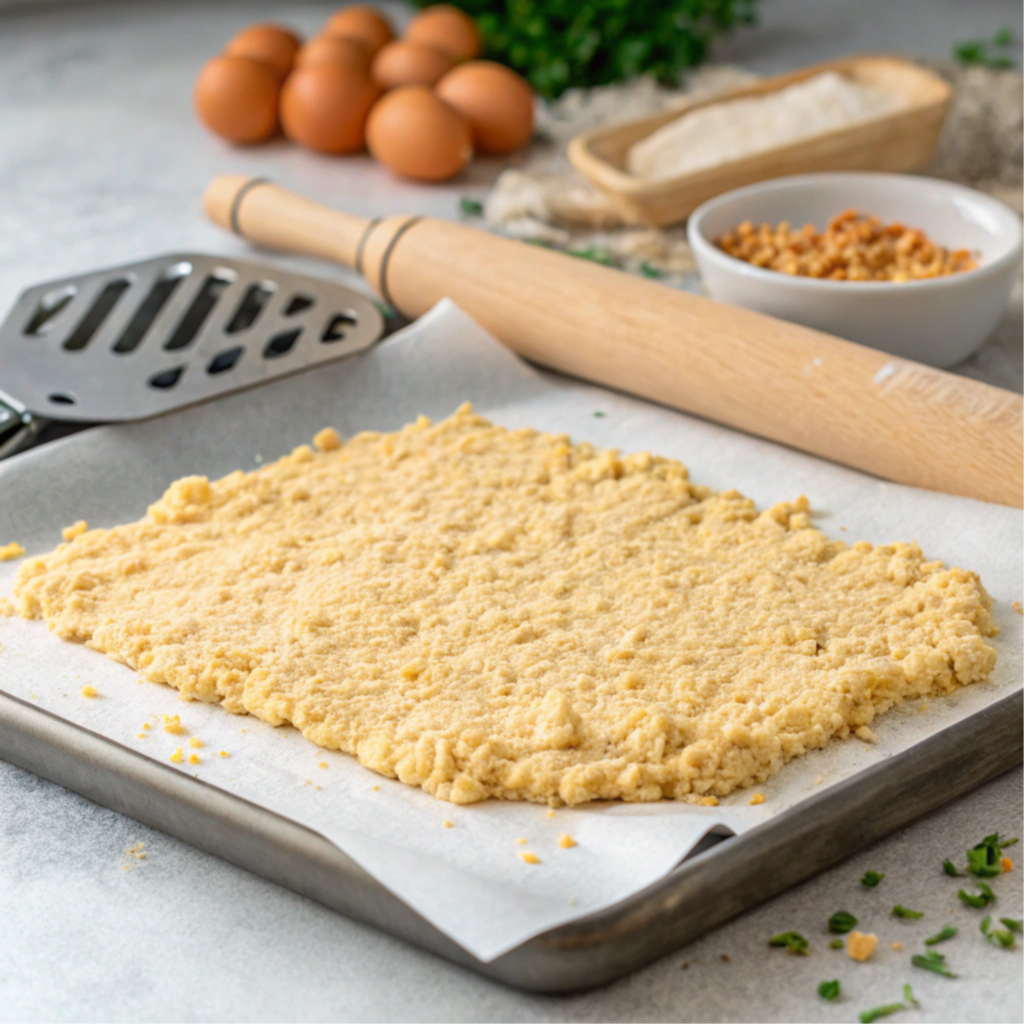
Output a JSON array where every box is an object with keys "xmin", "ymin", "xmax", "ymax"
[{"xmin": 0, "ymin": 1, "xmax": 1021, "ymax": 1021}]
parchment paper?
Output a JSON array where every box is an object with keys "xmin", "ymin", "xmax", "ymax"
[{"xmin": 0, "ymin": 301, "xmax": 1020, "ymax": 962}]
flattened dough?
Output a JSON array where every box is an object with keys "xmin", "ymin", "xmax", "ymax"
[{"xmin": 9, "ymin": 405, "xmax": 997, "ymax": 805}]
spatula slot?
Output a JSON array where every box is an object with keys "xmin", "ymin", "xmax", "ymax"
[
  {"xmin": 225, "ymin": 281, "xmax": 275, "ymax": 334},
  {"xmin": 283, "ymin": 294, "xmax": 315, "ymax": 316},
  {"xmin": 321, "ymin": 312, "xmax": 358, "ymax": 343},
  {"xmin": 207, "ymin": 346, "xmax": 244, "ymax": 375},
  {"xmin": 164, "ymin": 273, "xmax": 233, "ymax": 351},
  {"xmin": 23, "ymin": 286, "xmax": 77, "ymax": 336},
  {"xmin": 263, "ymin": 328, "xmax": 302, "ymax": 359},
  {"xmin": 48, "ymin": 392, "xmax": 77, "ymax": 406},
  {"xmin": 113, "ymin": 263, "xmax": 191, "ymax": 354},
  {"xmin": 63, "ymin": 278, "xmax": 132, "ymax": 351},
  {"xmin": 149, "ymin": 366, "xmax": 185, "ymax": 390}
]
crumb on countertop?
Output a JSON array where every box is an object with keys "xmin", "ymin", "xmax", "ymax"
[
  {"xmin": 558, "ymin": 833, "xmax": 577, "ymax": 848},
  {"xmin": 0, "ymin": 542, "xmax": 25, "ymax": 561},
  {"xmin": 1014, "ymin": 601, "xmax": 1023, "ymax": 615},
  {"xmin": 218, "ymin": 750, "xmax": 229, "ymax": 758},
  {"xmin": 318, "ymin": 761, "xmax": 328, "ymax": 768},
  {"xmin": 699, "ymin": 796, "xmax": 719, "ymax": 807},
  {"xmin": 80, "ymin": 685, "xmax": 98, "ymax": 698},
  {"xmin": 520, "ymin": 851, "xmax": 540, "ymax": 864},
  {"xmin": 545, "ymin": 809, "xmax": 555, "ymax": 818},
  {"xmin": 516, "ymin": 837, "xmax": 527, "ymax": 845},
  {"xmin": 162, "ymin": 714, "xmax": 184, "ymax": 735},
  {"xmin": 749, "ymin": 793, "xmax": 765, "ymax": 805},
  {"xmin": 855, "ymin": 725, "xmax": 878, "ymax": 743},
  {"xmin": 62, "ymin": 520, "xmax": 88, "ymax": 541},
  {"xmin": 169, "ymin": 747, "xmax": 184, "ymax": 763},
  {"xmin": 188, "ymin": 737, "xmax": 202, "ymax": 748},
  {"xmin": 847, "ymin": 931, "xmax": 878, "ymax": 961},
  {"xmin": 188, "ymin": 753, "xmax": 200, "ymax": 765},
  {"xmin": 443, "ymin": 820, "xmax": 453, "ymax": 828},
  {"xmin": 890, "ymin": 941, "xmax": 903, "ymax": 951},
  {"xmin": 1001, "ymin": 856, "xmax": 1013, "ymax": 872}
]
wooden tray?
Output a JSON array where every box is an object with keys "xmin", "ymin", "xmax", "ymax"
[{"xmin": 567, "ymin": 56, "xmax": 953, "ymax": 227}]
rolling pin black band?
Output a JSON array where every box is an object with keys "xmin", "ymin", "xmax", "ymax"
[
  {"xmin": 378, "ymin": 216, "xmax": 424, "ymax": 311},
  {"xmin": 229, "ymin": 177, "xmax": 272, "ymax": 237}
]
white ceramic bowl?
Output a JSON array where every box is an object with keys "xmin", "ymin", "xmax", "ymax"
[{"xmin": 687, "ymin": 173, "xmax": 1022, "ymax": 368}]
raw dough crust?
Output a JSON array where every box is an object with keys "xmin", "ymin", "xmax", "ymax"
[{"xmin": 8, "ymin": 405, "xmax": 997, "ymax": 805}]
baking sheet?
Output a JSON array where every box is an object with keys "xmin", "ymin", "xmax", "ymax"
[{"xmin": 0, "ymin": 300, "xmax": 1020, "ymax": 963}]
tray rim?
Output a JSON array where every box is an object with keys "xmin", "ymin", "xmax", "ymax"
[{"xmin": 1, "ymin": 685, "xmax": 1020, "ymax": 993}]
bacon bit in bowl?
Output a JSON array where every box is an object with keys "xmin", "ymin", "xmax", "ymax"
[{"xmin": 716, "ymin": 210, "xmax": 978, "ymax": 282}]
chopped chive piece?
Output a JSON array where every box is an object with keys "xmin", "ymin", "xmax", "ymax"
[
  {"xmin": 994, "ymin": 27, "xmax": 1014, "ymax": 45},
  {"xmin": 1001, "ymin": 918, "xmax": 1022, "ymax": 932},
  {"xmin": 924, "ymin": 925, "xmax": 957, "ymax": 945},
  {"xmin": 958, "ymin": 881, "xmax": 996, "ymax": 908},
  {"xmin": 981, "ymin": 915, "xmax": 1016, "ymax": 948},
  {"xmin": 967, "ymin": 833, "xmax": 1018, "ymax": 878},
  {"xmin": 458, "ymin": 197, "xmax": 484, "ymax": 216},
  {"xmin": 639, "ymin": 261, "xmax": 663, "ymax": 278},
  {"xmin": 818, "ymin": 979, "xmax": 840, "ymax": 1001},
  {"xmin": 861, "ymin": 870, "xmax": 885, "ymax": 887},
  {"xmin": 892, "ymin": 905, "xmax": 924, "ymax": 919},
  {"xmin": 859, "ymin": 985, "xmax": 916, "ymax": 1024},
  {"xmin": 828, "ymin": 910, "xmax": 858, "ymax": 933},
  {"xmin": 769, "ymin": 931, "xmax": 809, "ymax": 955},
  {"xmin": 830, "ymin": 938, "xmax": 844, "ymax": 949},
  {"xmin": 568, "ymin": 246, "xmax": 614, "ymax": 266},
  {"xmin": 912, "ymin": 950, "xmax": 956, "ymax": 977},
  {"xmin": 942, "ymin": 859, "xmax": 960, "ymax": 876},
  {"xmin": 593, "ymin": 411, "xmax": 606, "ymax": 418}
]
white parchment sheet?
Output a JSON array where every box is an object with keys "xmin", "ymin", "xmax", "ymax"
[{"xmin": 0, "ymin": 301, "xmax": 1020, "ymax": 962}]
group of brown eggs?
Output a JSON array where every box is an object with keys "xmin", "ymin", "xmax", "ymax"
[{"xmin": 194, "ymin": 4, "xmax": 535, "ymax": 182}]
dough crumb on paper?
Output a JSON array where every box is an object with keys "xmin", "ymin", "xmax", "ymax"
[
  {"xmin": 62, "ymin": 520, "xmax": 88, "ymax": 541},
  {"xmin": 5, "ymin": 405, "xmax": 998, "ymax": 806},
  {"xmin": 0, "ymin": 542, "xmax": 25, "ymax": 561}
]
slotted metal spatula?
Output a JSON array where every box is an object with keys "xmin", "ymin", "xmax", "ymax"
[{"xmin": 0, "ymin": 252, "xmax": 385, "ymax": 458}]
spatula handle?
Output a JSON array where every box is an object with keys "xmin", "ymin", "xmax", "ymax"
[{"xmin": 204, "ymin": 175, "xmax": 1023, "ymax": 508}]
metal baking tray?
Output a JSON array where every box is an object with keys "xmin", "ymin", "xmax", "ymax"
[{"xmin": 2, "ymin": 686, "xmax": 1019, "ymax": 993}]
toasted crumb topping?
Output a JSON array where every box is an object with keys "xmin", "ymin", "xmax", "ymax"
[{"xmin": 62, "ymin": 521, "xmax": 88, "ymax": 541}]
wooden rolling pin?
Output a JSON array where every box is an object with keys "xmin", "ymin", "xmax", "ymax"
[{"xmin": 204, "ymin": 175, "xmax": 1023, "ymax": 508}]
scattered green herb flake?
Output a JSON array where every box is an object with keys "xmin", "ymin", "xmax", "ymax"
[
  {"xmin": 828, "ymin": 910, "xmax": 858, "ymax": 933},
  {"xmin": 892, "ymin": 905, "xmax": 924, "ymax": 920},
  {"xmin": 830, "ymin": 938, "xmax": 845, "ymax": 949},
  {"xmin": 903, "ymin": 985, "xmax": 915, "ymax": 1004},
  {"xmin": 593, "ymin": 411, "xmax": 606, "ymax": 418},
  {"xmin": 994, "ymin": 27, "xmax": 1014, "ymax": 45},
  {"xmin": 568, "ymin": 246, "xmax": 614, "ymax": 266},
  {"xmin": 861, "ymin": 870, "xmax": 885, "ymax": 887},
  {"xmin": 769, "ymin": 931, "xmax": 809, "ymax": 955},
  {"xmin": 966, "ymin": 833, "xmax": 1014, "ymax": 878},
  {"xmin": 954, "ymin": 33, "xmax": 1019, "ymax": 68},
  {"xmin": 942, "ymin": 859, "xmax": 960, "ymax": 877},
  {"xmin": 958, "ymin": 881, "xmax": 996, "ymax": 908},
  {"xmin": 925, "ymin": 925, "xmax": 957, "ymax": 945},
  {"xmin": 818, "ymin": 980, "xmax": 840, "ymax": 1001},
  {"xmin": 639, "ymin": 261, "xmax": 663, "ymax": 279},
  {"xmin": 458, "ymin": 197, "xmax": 484, "ymax": 216},
  {"xmin": 981, "ymin": 915, "xmax": 1017, "ymax": 949},
  {"xmin": 1001, "ymin": 918, "xmax": 1022, "ymax": 932},
  {"xmin": 912, "ymin": 950, "xmax": 956, "ymax": 978}
]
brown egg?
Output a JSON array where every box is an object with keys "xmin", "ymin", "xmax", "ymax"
[
  {"xmin": 225, "ymin": 23, "xmax": 302, "ymax": 79},
  {"xmin": 280, "ymin": 64, "xmax": 381, "ymax": 154},
  {"xmin": 436, "ymin": 61, "xmax": 533, "ymax": 154},
  {"xmin": 371, "ymin": 40, "xmax": 455, "ymax": 90},
  {"xmin": 366, "ymin": 86, "xmax": 472, "ymax": 181},
  {"xmin": 404, "ymin": 5, "xmax": 480, "ymax": 62},
  {"xmin": 295, "ymin": 35, "xmax": 372, "ymax": 74},
  {"xmin": 323, "ymin": 5, "xmax": 394, "ymax": 56},
  {"xmin": 194, "ymin": 55, "xmax": 280, "ymax": 145}
]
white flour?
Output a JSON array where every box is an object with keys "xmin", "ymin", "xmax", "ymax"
[{"xmin": 627, "ymin": 71, "xmax": 900, "ymax": 181}]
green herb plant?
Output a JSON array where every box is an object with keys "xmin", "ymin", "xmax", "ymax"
[
  {"xmin": 413, "ymin": 0, "xmax": 760, "ymax": 98},
  {"xmin": 954, "ymin": 29, "xmax": 1016, "ymax": 69}
]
